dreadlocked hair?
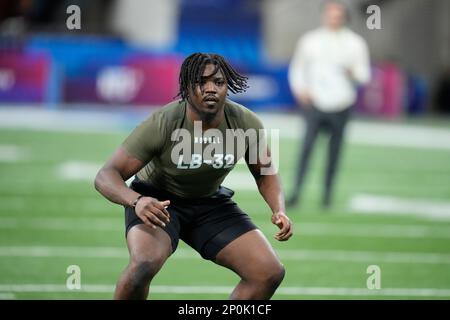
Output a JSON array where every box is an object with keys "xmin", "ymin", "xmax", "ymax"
[{"xmin": 177, "ymin": 53, "xmax": 249, "ymax": 101}]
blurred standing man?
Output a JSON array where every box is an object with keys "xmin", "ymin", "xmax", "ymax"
[{"xmin": 287, "ymin": 0, "xmax": 371, "ymax": 208}]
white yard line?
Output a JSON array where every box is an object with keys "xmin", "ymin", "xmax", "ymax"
[
  {"xmin": 294, "ymin": 222, "xmax": 450, "ymax": 239},
  {"xmin": 351, "ymin": 194, "xmax": 450, "ymax": 220},
  {"xmin": 0, "ymin": 217, "xmax": 121, "ymax": 231},
  {"xmin": 2, "ymin": 217, "xmax": 450, "ymax": 239},
  {"xmin": 56, "ymin": 161, "xmax": 134, "ymax": 186},
  {"xmin": 0, "ymin": 284, "xmax": 449, "ymax": 297},
  {"xmin": 0, "ymin": 145, "xmax": 26, "ymax": 162},
  {"xmin": 0, "ymin": 107, "xmax": 128, "ymax": 134},
  {"xmin": 275, "ymin": 249, "xmax": 450, "ymax": 264},
  {"xmin": 54, "ymin": 161, "xmax": 450, "ymax": 221},
  {"xmin": 2, "ymin": 107, "xmax": 450, "ymax": 150},
  {"xmin": 1, "ymin": 246, "xmax": 450, "ymax": 265},
  {"xmin": 0, "ymin": 246, "xmax": 126, "ymax": 258},
  {"xmin": 57, "ymin": 161, "xmax": 102, "ymax": 181},
  {"xmin": 56, "ymin": 160, "xmax": 450, "ymax": 221},
  {"xmin": 56, "ymin": 160, "xmax": 256, "ymax": 190},
  {"xmin": 222, "ymin": 171, "xmax": 257, "ymax": 191},
  {"xmin": 347, "ymin": 121, "xmax": 450, "ymax": 151},
  {"xmin": 260, "ymin": 113, "xmax": 450, "ymax": 150},
  {"xmin": 0, "ymin": 293, "xmax": 16, "ymax": 299}
]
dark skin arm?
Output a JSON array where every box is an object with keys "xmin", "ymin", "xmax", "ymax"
[
  {"xmin": 246, "ymin": 147, "xmax": 293, "ymax": 241},
  {"xmin": 94, "ymin": 146, "xmax": 170, "ymax": 229}
]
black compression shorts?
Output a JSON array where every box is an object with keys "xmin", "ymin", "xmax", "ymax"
[{"xmin": 124, "ymin": 178, "xmax": 258, "ymax": 261}]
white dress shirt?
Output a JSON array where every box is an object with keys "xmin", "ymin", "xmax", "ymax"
[{"xmin": 289, "ymin": 27, "xmax": 371, "ymax": 112}]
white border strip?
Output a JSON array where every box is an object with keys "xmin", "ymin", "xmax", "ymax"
[{"xmin": 1, "ymin": 246, "xmax": 450, "ymax": 265}]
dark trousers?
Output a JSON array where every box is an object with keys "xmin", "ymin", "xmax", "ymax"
[{"xmin": 289, "ymin": 106, "xmax": 351, "ymax": 207}]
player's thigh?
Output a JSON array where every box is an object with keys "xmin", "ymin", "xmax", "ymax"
[
  {"xmin": 214, "ymin": 229, "xmax": 283, "ymax": 279},
  {"xmin": 126, "ymin": 224, "xmax": 172, "ymax": 271}
]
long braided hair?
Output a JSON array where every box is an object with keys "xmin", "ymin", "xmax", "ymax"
[{"xmin": 177, "ymin": 53, "xmax": 249, "ymax": 100}]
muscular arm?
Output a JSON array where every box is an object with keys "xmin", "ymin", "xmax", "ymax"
[
  {"xmin": 246, "ymin": 147, "xmax": 293, "ymax": 241},
  {"xmin": 249, "ymin": 166, "xmax": 285, "ymax": 214},
  {"xmin": 94, "ymin": 146, "xmax": 145, "ymax": 207},
  {"xmin": 94, "ymin": 146, "xmax": 170, "ymax": 229}
]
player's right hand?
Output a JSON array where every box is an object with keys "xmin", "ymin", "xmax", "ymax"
[{"xmin": 135, "ymin": 197, "xmax": 171, "ymax": 229}]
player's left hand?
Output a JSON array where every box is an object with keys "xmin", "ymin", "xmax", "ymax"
[{"xmin": 272, "ymin": 211, "xmax": 293, "ymax": 241}]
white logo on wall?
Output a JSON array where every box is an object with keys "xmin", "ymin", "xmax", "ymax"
[
  {"xmin": 97, "ymin": 67, "xmax": 144, "ymax": 103},
  {"xmin": 0, "ymin": 69, "xmax": 15, "ymax": 91},
  {"xmin": 366, "ymin": 5, "xmax": 382, "ymax": 30},
  {"xmin": 66, "ymin": 265, "xmax": 81, "ymax": 290},
  {"xmin": 66, "ymin": 5, "xmax": 81, "ymax": 30},
  {"xmin": 366, "ymin": 265, "xmax": 381, "ymax": 290}
]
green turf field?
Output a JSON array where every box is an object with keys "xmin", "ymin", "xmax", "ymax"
[{"xmin": 1, "ymin": 123, "xmax": 450, "ymax": 300}]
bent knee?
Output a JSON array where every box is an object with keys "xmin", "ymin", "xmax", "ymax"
[
  {"xmin": 128, "ymin": 258, "xmax": 164, "ymax": 283},
  {"xmin": 250, "ymin": 261, "xmax": 285, "ymax": 287},
  {"xmin": 265, "ymin": 263, "xmax": 285, "ymax": 286}
]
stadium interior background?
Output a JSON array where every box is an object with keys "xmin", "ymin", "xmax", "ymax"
[{"xmin": 0, "ymin": 0, "xmax": 449, "ymax": 300}]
